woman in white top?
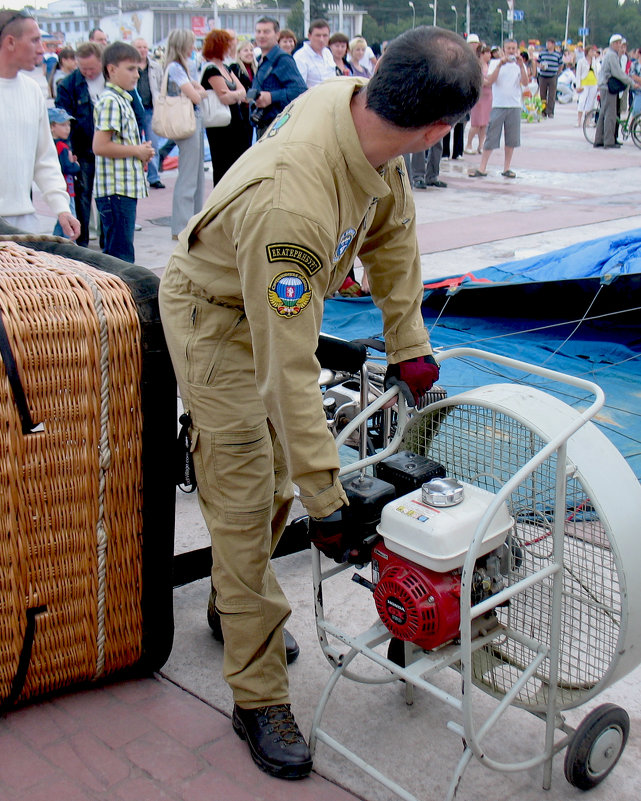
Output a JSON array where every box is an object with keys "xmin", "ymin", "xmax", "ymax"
[
  {"xmin": 164, "ymin": 29, "xmax": 207, "ymax": 238},
  {"xmin": 575, "ymin": 44, "xmax": 599, "ymax": 127}
]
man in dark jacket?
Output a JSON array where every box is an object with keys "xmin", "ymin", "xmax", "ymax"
[
  {"xmin": 250, "ymin": 17, "xmax": 307, "ymax": 139},
  {"xmin": 56, "ymin": 42, "xmax": 103, "ymax": 247}
]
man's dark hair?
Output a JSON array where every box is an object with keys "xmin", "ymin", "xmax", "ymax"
[
  {"xmin": 366, "ymin": 26, "xmax": 481, "ymax": 128},
  {"xmin": 89, "ymin": 28, "xmax": 105, "ymax": 40},
  {"xmin": 308, "ymin": 19, "xmax": 330, "ymax": 34},
  {"xmin": 102, "ymin": 41, "xmax": 140, "ymax": 80},
  {"xmin": 257, "ymin": 16, "xmax": 279, "ymax": 34},
  {"xmin": 0, "ymin": 10, "xmax": 30, "ymax": 43}
]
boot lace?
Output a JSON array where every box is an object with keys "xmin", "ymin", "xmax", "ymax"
[{"xmin": 258, "ymin": 704, "xmax": 304, "ymax": 745}]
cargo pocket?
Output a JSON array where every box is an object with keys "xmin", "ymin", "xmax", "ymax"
[{"xmin": 194, "ymin": 421, "xmax": 274, "ymax": 522}]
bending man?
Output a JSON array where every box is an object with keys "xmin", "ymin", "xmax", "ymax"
[{"xmin": 159, "ymin": 25, "xmax": 480, "ymax": 781}]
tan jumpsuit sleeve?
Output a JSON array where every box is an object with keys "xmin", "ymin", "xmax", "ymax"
[
  {"xmin": 234, "ymin": 204, "xmax": 349, "ymax": 519},
  {"xmin": 358, "ymin": 157, "xmax": 431, "ymax": 364}
]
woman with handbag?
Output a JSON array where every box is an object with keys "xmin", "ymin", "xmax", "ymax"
[
  {"xmin": 163, "ymin": 29, "xmax": 206, "ymax": 238},
  {"xmin": 200, "ymin": 29, "xmax": 252, "ymax": 186}
]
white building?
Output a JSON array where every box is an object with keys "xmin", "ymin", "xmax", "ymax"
[{"xmin": 33, "ymin": 1, "xmax": 367, "ymax": 48}]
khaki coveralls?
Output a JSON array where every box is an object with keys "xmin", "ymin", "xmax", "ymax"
[{"xmin": 159, "ymin": 78, "xmax": 432, "ymax": 708}]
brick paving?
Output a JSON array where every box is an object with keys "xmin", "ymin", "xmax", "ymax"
[{"xmin": 0, "ymin": 676, "xmax": 362, "ymax": 801}]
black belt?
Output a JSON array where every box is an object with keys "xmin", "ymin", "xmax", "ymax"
[{"xmin": 0, "ymin": 307, "xmax": 43, "ymax": 434}]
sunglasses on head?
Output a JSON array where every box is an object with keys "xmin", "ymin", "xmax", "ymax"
[{"xmin": 0, "ymin": 12, "xmax": 29, "ymax": 37}]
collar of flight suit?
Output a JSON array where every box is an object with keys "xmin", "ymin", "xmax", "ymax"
[{"xmin": 327, "ymin": 77, "xmax": 394, "ymax": 200}]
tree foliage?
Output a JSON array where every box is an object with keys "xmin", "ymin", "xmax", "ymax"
[{"xmin": 353, "ymin": 0, "xmax": 641, "ymax": 50}]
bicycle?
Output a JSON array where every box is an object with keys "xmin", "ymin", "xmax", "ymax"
[{"xmin": 583, "ymin": 96, "xmax": 641, "ymax": 149}]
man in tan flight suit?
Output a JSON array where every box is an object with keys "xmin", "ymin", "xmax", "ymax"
[{"xmin": 159, "ymin": 25, "xmax": 481, "ymax": 780}]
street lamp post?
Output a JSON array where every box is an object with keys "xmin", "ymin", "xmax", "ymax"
[
  {"xmin": 450, "ymin": 4, "xmax": 458, "ymax": 33},
  {"xmin": 428, "ymin": 1, "xmax": 437, "ymax": 26},
  {"xmin": 409, "ymin": 0, "xmax": 416, "ymax": 29},
  {"xmin": 497, "ymin": 8, "xmax": 504, "ymax": 47}
]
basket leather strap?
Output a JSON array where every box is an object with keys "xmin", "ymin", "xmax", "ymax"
[
  {"xmin": 0, "ymin": 605, "xmax": 47, "ymax": 715},
  {"xmin": 0, "ymin": 307, "xmax": 43, "ymax": 434}
]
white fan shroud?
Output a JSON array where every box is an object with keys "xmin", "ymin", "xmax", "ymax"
[{"xmin": 401, "ymin": 383, "xmax": 641, "ymax": 713}]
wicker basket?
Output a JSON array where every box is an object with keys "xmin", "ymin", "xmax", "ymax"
[{"xmin": 0, "ymin": 243, "xmax": 144, "ymax": 707}]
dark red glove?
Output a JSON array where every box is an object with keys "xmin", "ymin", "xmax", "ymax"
[
  {"xmin": 309, "ymin": 509, "xmax": 368, "ymax": 564},
  {"xmin": 385, "ymin": 355, "xmax": 439, "ymax": 406},
  {"xmin": 309, "ymin": 510, "xmax": 348, "ymax": 563}
]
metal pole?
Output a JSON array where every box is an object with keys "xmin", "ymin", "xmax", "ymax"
[
  {"xmin": 433, "ymin": 0, "xmax": 438, "ymax": 26},
  {"xmin": 409, "ymin": 1, "xmax": 415, "ymax": 29},
  {"xmin": 339, "ymin": 0, "xmax": 343, "ymax": 33},
  {"xmin": 564, "ymin": 0, "xmax": 570, "ymax": 46},
  {"xmin": 451, "ymin": 4, "xmax": 458, "ymax": 33},
  {"xmin": 497, "ymin": 8, "xmax": 503, "ymax": 47},
  {"xmin": 582, "ymin": 0, "xmax": 587, "ymax": 44},
  {"xmin": 466, "ymin": 0, "xmax": 470, "ymax": 37},
  {"xmin": 303, "ymin": 0, "xmax": 310, "ymax": 41}
]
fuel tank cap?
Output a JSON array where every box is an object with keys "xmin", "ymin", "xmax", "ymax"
[{"xmin": 422, "ymin": 477, "xmax": 464, "ymax": 507}]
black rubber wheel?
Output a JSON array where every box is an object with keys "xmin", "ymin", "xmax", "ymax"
[
  {"xmin": 583, "ymin": 109, "xmax": 598, "ymax": 145},
  {"xmin": 630, "ymin": 115, "xmax": 641, "ymax": 150},
  {"xmin": 564, "ymin": 703, "xmax": 629, "ymax": 790}
]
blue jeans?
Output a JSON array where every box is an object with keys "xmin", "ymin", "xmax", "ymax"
[
  {"xmin": 141, "ymin": 107, "xmax": 161, "ymax": 184},
  {"xmin": 53, "ymin": 195, "xmax": 76, "ymax": 238},
  {"xmin": 95, "ymin": 194, "xmax": 137, "ymax": 263}
]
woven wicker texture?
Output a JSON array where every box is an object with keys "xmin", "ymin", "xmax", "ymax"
[{"xmin": 0, "ymin": 243, "xmax": 143, "ymax": 705}]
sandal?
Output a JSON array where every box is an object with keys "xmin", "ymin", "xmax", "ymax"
[
  {"xmin": 468, "ymin": 169, "xmax": 487, "ymax": 177},
  {"xmin": 464, "ymin": 148, "xmax": 476, "ymax": 155},
  {"xmin": 501, "ymin": 170, "xmax": 516, "ymax": 178}
]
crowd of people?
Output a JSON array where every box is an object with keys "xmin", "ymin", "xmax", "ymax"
[
  {"xmin": 1, "ymin": 14, "xmax": 385, "ymax": 263},
  {"xmin": 6, "ymin": 10, "xmax": 640, "ymax": 265}
]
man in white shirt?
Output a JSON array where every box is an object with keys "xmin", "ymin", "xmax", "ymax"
[
  {"xmin": 469, "ymin": 38, "xmax": 528, "ymax": 179},
  {"xmin": 293, "ymin": 19, "xmax": 335, "ymax": 88},
  {"xmin": 0, "ymin": 10, "xmax": 80, "ymax": 238}
]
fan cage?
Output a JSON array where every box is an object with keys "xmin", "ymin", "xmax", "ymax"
[{"xmin": 401, "ymin": 402, "xmax": 621, "ymax": 711}]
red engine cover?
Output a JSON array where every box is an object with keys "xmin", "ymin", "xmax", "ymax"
[{"xmin": 373, "ymin": 542, "xmax": 462, "ymax": 650}]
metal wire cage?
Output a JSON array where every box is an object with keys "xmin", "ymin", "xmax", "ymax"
[
  {"xmin": 401, "ymin": 380, "xmax": 639, "ymax": 713},
  {"xmin": 310, "ymin": 347, "xmax": 641, "ymax": 799}
]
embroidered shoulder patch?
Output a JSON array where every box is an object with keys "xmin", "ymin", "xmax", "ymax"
[
  {"xmin": 266, "ymin": 242, "xmax": 323, "ymax": 276},
  {"xmin": 267, "ymin": 111, "xmax": 291, "ymax": 137},
  {"xmin": 268, "ymin": 271, "xmax": 313, "ymax": 318},
  {"xmin": 333, "ymin": 228, "xmax": 357, "ymax": 262}
]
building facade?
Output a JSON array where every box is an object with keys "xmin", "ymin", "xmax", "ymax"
[{"xmin": 34, "ymin": 1, "xmax": 367, "ymax": 47}]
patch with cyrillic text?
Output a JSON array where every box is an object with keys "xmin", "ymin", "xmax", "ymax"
[{"xmin": 266, "ymin": 242, "xmax": 323, "ymax": 276}]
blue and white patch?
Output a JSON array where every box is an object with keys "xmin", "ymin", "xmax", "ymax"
[
  {"xmin": 333, "ymin": 228, "xmax": 357, "ymax": 263},
  {"xmin": 267, "ymin": 271, "xmax": 312, "ymax": 318},
  {"xmin": 267, "ymin": 111, "xmax": 291, "ymax": 138}
]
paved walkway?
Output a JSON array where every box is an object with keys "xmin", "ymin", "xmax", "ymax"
[
  {"xmin": 18, "ymin": 101, "xmax": 641, "ymax": 801},
  {"xmin": 0, "ymin": 676, "xmax": 361, "ymax": 801}
]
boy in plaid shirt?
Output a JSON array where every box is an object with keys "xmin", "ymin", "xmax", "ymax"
[{"xmin": 92, "ymin": 42, "xmax": 154, "ymax": 263}]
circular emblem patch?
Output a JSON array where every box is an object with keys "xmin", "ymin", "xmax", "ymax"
[
  {"xmin": 333, "ymin": 228, "xmax": 357, "ymax": 263},
  {"xmin": 267, "ymin": 271, "xmax": 313, "ymax": 317}
]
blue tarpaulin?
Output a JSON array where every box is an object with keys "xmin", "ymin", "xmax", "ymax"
[{"xmin": 322, "ymin": 230, "xmax": 641, "ymax": 478}]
